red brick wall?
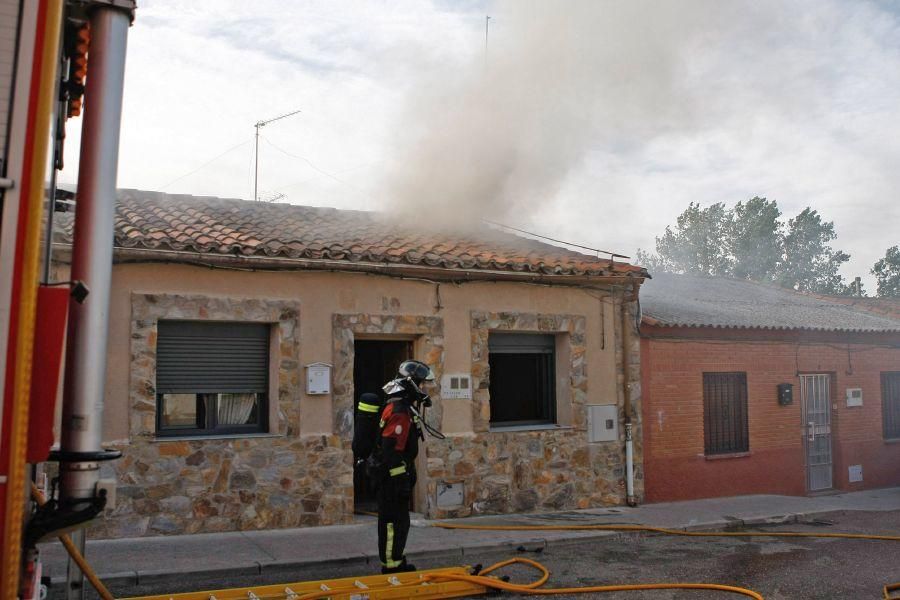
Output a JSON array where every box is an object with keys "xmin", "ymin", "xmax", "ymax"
[{"xmin": 641, "ymin": 331, "xmax": 900, "ymax": 502}]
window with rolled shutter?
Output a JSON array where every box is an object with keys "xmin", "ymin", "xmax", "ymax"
[
  {"xmin": 156, "ymin": 321, "xmax": 270, "ymax": 436},
  {"xmin": 488, "ymin": 333, "xmax": 556, "ymax": 426}
]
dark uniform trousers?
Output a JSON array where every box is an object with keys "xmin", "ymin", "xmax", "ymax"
[{"xmin": 376, "ymin": 473, "xmax": 411, "ymax": 569}]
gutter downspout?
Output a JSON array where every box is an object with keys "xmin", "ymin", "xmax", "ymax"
[{"xmin": 621, "ymin": 280, "xmax": 639, "ymax": 507}]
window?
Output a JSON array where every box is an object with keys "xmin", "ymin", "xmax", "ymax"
[
  {"xmin": 703, "ymin": 372, "xmax": 749, "ymax": 455},
  {"xmin": 156, "ymin": 321, "xmax": 270, "ymax": 436},
  {"xmin": 883, "ymin": 372, "xmax": 900, "ymax": 439},
  {"xmin": 488, "ymin": 333, "xmax": 556, "ymax": 426}
]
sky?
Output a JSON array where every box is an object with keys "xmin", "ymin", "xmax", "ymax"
[{"xmin": 60, "ymin": 0, "xmax": 900, "ymax": 287}]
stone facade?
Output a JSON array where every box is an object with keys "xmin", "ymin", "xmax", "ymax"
[
  {"xmin": 90, "ymin": 286, "xmax": 642, "ymax": 537},
  {"xmin": 91, "ymin": 293, "xmax": 355, "ymax": 537},
  {"xmin": 422, "ymin": 310, "xmax": 642, "ymax": 518}
]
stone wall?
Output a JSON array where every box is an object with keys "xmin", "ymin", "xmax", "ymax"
[
  {"xmin": 421, "ymin": 309, "xmax": 640, "ymax": 518},
  {"xmin": 425, "ymin": 429, "xmax": 627, "ymax": 518},
  {"xmin": 88, "ymin": 288, "xmax": 642, "ymax": 537},
  {"xmin": 90, "ymin": 293, "xmax": 355, "ymax": 537}
]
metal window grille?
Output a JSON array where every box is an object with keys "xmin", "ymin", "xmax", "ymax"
[
  {"xmin": 703, "ymin": 372, "xmax": 749, "ymax": 455},
  {"xmin": 156, "ymin": 321, "xmax": 270, "ymax": 435},
  {"xmin": 488, "ymin": 333, "xmax": 556, "ymax": 426},
  {"xmin": 883, "ymin": 372, "xmax": 900, "ymax": 439}
]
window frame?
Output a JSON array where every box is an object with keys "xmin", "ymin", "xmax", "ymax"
[
  {"xmin": 882, "ymin": 372, "xmax": 900, "ymax": 440},
  {"xmin": 487, "ymin": 333, "xmax": 557, "ymax": 427},
  {"xmin": 702, "ymin": 371, "xmax": 749, "ymax": 456},
  {"xmin": 155, "ymin": 320, "xmax": 271, "ymax": 437}
]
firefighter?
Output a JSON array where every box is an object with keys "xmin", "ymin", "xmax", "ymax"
[{"xmin": 376, "ymin": 360, "xmax": 434, "ymax": 574}]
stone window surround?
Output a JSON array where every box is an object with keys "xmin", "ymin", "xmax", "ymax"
[
  {"xmin": 470, "ymin": 311, "xmax": 587, "ymax": 434},
  {"xmin": 330, "ymin": 314, "xmax": 445, "ymax": 441},
  {"xmin": 130, "ymin": 293, "xmax": 301, "ymax": 440}
]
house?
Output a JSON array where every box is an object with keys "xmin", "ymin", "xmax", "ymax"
[
  {"xmin": 639, "ymin": 273, "xmax": 900, "ymax": 503},
  {"xmin": 53, "ymin": 189, "xmax": 648, "ymax": 538}
]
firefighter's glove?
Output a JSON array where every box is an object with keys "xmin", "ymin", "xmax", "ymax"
[{"xmin": 365, "ymin": 455, "xmax": 384, "ymax": 482}]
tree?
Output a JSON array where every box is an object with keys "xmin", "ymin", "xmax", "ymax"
[
  {"xmin": 728, "ymin": 197, "xmax": 782, "ymax": 282},
  {"xmin": 872, "ymin": 245, "xmax": 900, "ymax": 297},
  {"xmin": 637, "ymin": 202, "xmax": 732, "ymax": 276},
  {"xmin": 639, "ymin": 200, "xmax": 854, "ymax": 295},
  {"xmin": 776, "ymin": 208, "xmax": 850, "ymax": 294}
]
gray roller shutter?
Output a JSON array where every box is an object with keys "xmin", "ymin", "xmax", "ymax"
[
  {"xmin": 488, "ymin": 333, "xmax": 555, "ymax": 354},
  {"xmin": 157, "ymin": 321, "xmax": 269, "ymax": 394}
]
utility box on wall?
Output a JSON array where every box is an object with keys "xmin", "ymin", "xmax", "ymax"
[
  {"xmin": 588, "ymin": 404, "xmax": 618, "ymax": 442},
  {"xmin": 777, "ymin": 383, "xmax": 793, "ymax": 406},
  {"xmin": 846, "ymin": 388, "xmax": 863, "ymax": 407}
]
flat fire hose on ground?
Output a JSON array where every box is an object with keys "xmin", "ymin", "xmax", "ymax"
[
  {"xmin": 39, "ymin": 502, "xmax": 900, "ymax": 600},
  {"xmin": 123, "ymin": 566, "xmax": 490, "ymax": 600},
  {"xmin": 122, "ymin": 558, "xmax": 766, "ymax": 600}
]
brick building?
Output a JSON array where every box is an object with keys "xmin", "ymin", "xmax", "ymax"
[
  {"xmin": 640, "ymin": 274, "xmax": 900, "ymax": 502},
  {"xmin": 53, "ymin": 189, "xmax": 647, "ymax": 538}
]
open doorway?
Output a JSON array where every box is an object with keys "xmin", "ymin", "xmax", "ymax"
[{"xmin": 353, "ymin": 339, "xmax": 412, "ymax": 512}]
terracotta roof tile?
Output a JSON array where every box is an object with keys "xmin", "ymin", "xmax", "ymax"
[{"xmin": 54, "ymin": 189, "xmax": 646, "ymax": 278}]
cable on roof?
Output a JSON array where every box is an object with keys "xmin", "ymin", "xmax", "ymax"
[{"xmin": 481, "ymin": 218, "xmax": 631, "ymax": 261}]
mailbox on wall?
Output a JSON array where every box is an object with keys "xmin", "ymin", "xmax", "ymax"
[
  {"xmin": 306, "ymin": 362, "xmax": 332, "ymax": 395},
  {"xmin": 777, "ymin": 383, "xmax": 793, "ymax": 406}
]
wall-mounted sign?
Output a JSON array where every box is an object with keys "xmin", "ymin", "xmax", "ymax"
[{"xmin": 306, "ymin": 362, "xmax": 332, "ymax": 395}]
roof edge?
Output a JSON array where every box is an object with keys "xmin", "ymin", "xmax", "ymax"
[
  {"xmin": 640, "ymin": 320, "xmax": 900, "ymax": 339},
  {"xmin": 53, "ymin": 243, "xmax": 649, "ymax": 286}
]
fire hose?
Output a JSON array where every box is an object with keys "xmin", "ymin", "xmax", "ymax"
[{"xmin": 28, "ymin": 493, "xmax": 900, "ymax": 599}]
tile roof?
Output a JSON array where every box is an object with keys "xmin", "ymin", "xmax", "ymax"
[
  {"xmin": 55, "ymin": 189, "xmax": 645, "ymax": 278},
  {"xmin": 640, "ymin": 273, "xmax": 900, "ymax": 333}
]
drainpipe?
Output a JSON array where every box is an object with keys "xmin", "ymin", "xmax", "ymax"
[
  {"xmin": 621, "ymin": 281, "xmax": 638, "ymax": 507},
  {"xmin": 57, "ymin": 0, "xmax": 133, "ymax": 518}
]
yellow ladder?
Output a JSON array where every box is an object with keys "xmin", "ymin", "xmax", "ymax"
[{"xmin": 123, "ymin": 566, "xmax": 488, "ymax": 600}]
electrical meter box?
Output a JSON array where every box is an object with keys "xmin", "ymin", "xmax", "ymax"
[
  {"xmin": 588, "ymin": 404, "xmax": 618, "ymax": 442},
  {"xmin": 845, "ymin": 388, "xmax": 863, "ymax": 407},
  {"xmin": 777, "ymin": 383, "xmax": 793, "ymax": 406}
]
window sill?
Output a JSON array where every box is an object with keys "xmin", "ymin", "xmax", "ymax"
[
  {"xmin": 704, "ymin": 451, "xmax": 752, "ymax": 461},
  {"xmin": 489, "ymin": 423, "xmax": 571, "ymax": 433},
  {"xmin": 152, "ymin": 432, "xmax": 283, "ymax": 442},
  {"xmin": 884, "ymin": 438, "xmax": 900, "ymax": 444}
]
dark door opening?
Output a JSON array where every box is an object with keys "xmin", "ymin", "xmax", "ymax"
[{"xmin": 353, "ymin": 339, "xmax": 412, "ymax": 512}]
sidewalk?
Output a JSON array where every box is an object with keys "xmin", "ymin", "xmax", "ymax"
[{"xmin": 38, "ymin": 487, "xmax": 900, "ymax": 587}]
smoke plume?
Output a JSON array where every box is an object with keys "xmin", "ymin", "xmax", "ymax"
[{"xmin": 379, "ymin": 0, "xmax": 738, "ymax": 228}]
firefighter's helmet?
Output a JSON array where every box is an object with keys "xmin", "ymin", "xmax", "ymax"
[{"xmin": 397, "ymin": 360, "xmax": 435, "ymax": 384}]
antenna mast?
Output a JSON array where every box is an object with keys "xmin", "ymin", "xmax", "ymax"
[{"xmin": 254, "ymin": 108, "xmax": 301, "ymax": 201}]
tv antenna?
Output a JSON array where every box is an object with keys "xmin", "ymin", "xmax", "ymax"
[{"xmin": 254, "ymin": 109, "xmax": 301, "ymax": 201}]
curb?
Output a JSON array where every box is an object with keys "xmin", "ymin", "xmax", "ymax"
[{"xmin": 46, "ymin": 506, "xmax": 869, "ymax": 590}]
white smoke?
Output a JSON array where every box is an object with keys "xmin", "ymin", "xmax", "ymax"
[{"xmin": 379, "ymin": 0, "xmax": 745, "ymax": 227}]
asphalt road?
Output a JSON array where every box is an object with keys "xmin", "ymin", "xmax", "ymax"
[{"xmin": 57, "ymin": 510, "xmax": 900, "ymax": 600}]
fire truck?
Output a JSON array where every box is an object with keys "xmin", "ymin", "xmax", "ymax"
[{"xmin": 0, "ymin": 1, "xmax": 135, "ymax": 598}]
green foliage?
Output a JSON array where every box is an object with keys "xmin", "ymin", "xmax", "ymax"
[
  {"xmin": 776, "ymin": 208, "xmax": 850, "ymax": 294},
  {"xmin": 729, "ymin": 197, "xmax": 782, "ymax": 282},
  {"xmin": 872, "ymin": 246, "xmax": 900, "ymax": 298},
  {"xmin": 637, "ymin": 202, "xmax": 732, "ymax": 276},
  {"xmin": 639, "ymin": 199, "xmax": 854, "ymax": 295}
]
